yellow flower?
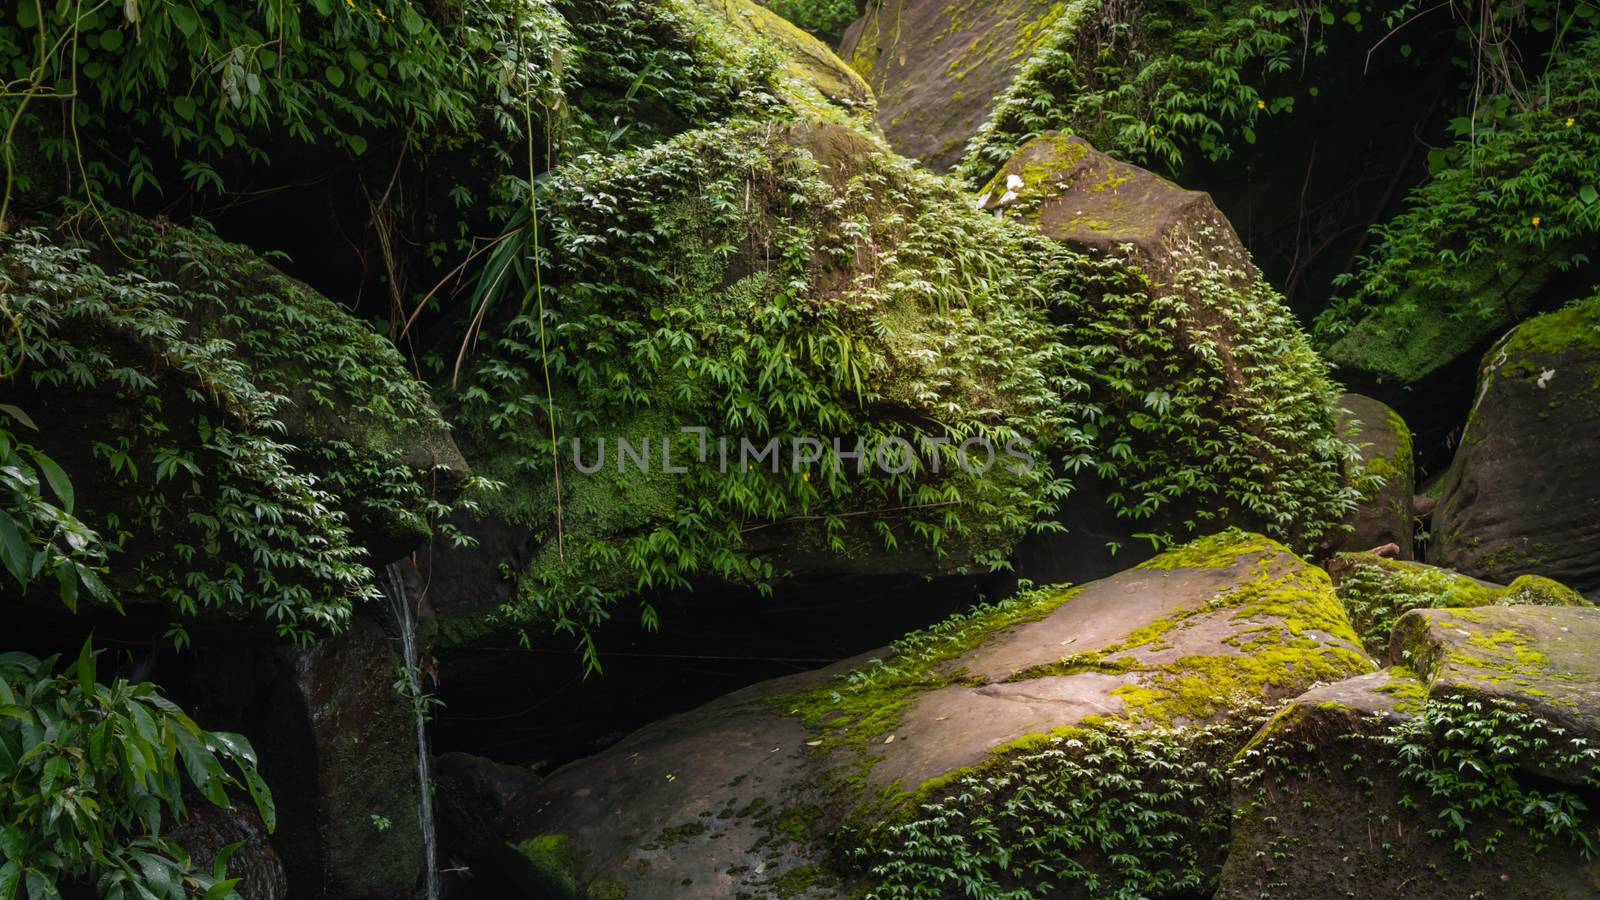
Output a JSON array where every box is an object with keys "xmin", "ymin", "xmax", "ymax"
[
  {"xmin": 1567, "ymin": 117, "xmax": 1576, "ymax": 128},
  {"xmin": 801, "ymin": 471, "xmax": 810, "ymax": 482},
  {"xmin": 1257, "ymin": 99, "xmax": 1267, "ymax": 110},
  {"xmin": 1532, "ymin": 216, "xmax": 1542, "ymax": 227}
]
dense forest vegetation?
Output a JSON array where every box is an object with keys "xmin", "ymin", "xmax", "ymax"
[{"xmin": 1, "ymin": 0, "xmax": 1598, "ymax": 897}]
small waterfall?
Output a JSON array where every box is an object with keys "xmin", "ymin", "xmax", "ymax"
[{"xmin": 385, "ymin": 562, "xmax": 441, "ymax": 900}]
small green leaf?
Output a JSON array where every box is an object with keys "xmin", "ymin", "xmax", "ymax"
[
  {"xmin": 0, "ymin": 406, "xmax": 36, "ymax": 430},
  {"xmin": 100, "ymin": 29, "xmax": 125, "ymax": 51},
  {"xmin": 27, "ymin": 449, "xmax": 73, "ymax": 513},
  {"xmin": 75, "ymin": 638, "xmax": 95, "ymax": 696},
  {"xmin": 324, "ymin": 65, "xmax": 345, "ymax": 87},
  {"xmin": 1581, "ymin": 185, "xmax": 1598, "ymax": 205},
  {"xmin": 169, "ymin": 5, "xmax": 199, "ymax": 37}
]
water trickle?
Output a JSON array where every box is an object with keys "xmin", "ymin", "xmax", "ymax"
[{"xmin": 385, "ymin": 562, "xmax": 441, "ymax": 900}]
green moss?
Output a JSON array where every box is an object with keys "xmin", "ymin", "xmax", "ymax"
[
  {"xmin": 771, "ymin": 582, "xmax": 1084, "ymax": 750},
  {"xmin": 1014, "ymin": 534, "xmax": 1372, "ymax": 725},
  {"xmin": 761, "ymin": 864, "xmax": 824, "ymax": 898},
  {"xmin": 586, "ymin": 877, "xmax": 628, "ymax": 900},
  {"xmin": 1500, "ymin": 290, "xmax": 1600, "ymax": 359},
  {"xmin": 1332, "ymin": 553, "xmax": 1540, "ymax": 657},
  {"xmin": 1373, "ymin": 666, "xmax": 1429, "ymax": 713},
  {"xmin": 653, "ymin": 821, "xmax": 708, "ymax": 847},
  {"xmin": 512, "ymin": 834, "xmax": 584, "ymax": 898},
  {"xmin": 1502, "ymin": 575, "xmax": 1591, "ymax": 607},
  {"xmin": 1136, "ymin": 530, "xmax": 1286, "ymax": 571}
]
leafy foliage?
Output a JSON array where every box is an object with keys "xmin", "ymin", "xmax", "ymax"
[
  {"xmin": 867, "ymin": 711, "xmax": 1271, "ymax": 899},
  {"xmin": 0, "ymin": 645, "xmax": 271, "ymax": 900},
  {"xmin": 1, "ymin": 216, "xmax": 467, "ymax": 641},
  {"xmin": 1378, "ymin": 694, "xmax": 1600, "ymax": 860},
  {"xmin": 0, "ymin": 0, "xmax": 571, "ymax": 205},
  {"xmin": 461, "ymin": 121, "xmax": 1084, "ymax": 667},
  {"xmin": 459, "ymin": 113, "xmax": 1361, "ymax": 665},
  {"xmin": 1315, "ymin": 28, "xmax": 1600, "ymax": 342},
  {"xmin": 0, "ymin": 413, "xmax": 272, "ymax": 899},
  {"xmin": 957, "ymin": 0, "xmax": 1370, "ymax": 185},
  {"xmin": 755, "ymin": 0, "xmax": 859, "ymax": 40},
  {"xmin": 0, "ymin": 407, "xmax": 110, "ymax": 613}
]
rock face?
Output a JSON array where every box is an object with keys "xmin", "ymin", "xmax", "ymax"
[
  {"xmin": 971, "ymin": 132, "xmax": 1356, "ymax": 557},
  {"xmin": 1326, "ymin": 551, "xmax": 1589, "ymax": 659},
  {"xmin": 1431, "ymin": 293, "xmax": 1600, "ymax": 595},
  {"xmin": 1392, "ymin": 605, "xmax": 1600, "ymax": 732},
  {"xmin": 171, "ymin": 801, "xmax": 289, "ymax": 900},
  {"xmin": 1220, "ymin": 606, "xmax": 1600, "ymax": 898},
  {"xmin": 263, "ymin": 609, "xmax": 426, "ymax": 900},
  {"xmin": 495, "ymin": 532, "xmax": 1372, "ymax": 898},
  {"xmin": 839, "ymin": 0, "xmax": 1075, "ymax": 170},
  {"xmin": 1330, "ymin": 393, "xmax": 1413, "ymax": 557},
  {"xmin": 976, "ymin": 131, "xmax": 1254, "ymax": 287},
  {"xmin": 1321, "ymin": 242, "xmax": 1580, "ymax": 389},
  {"xmin": 698, "ymin": 0, "xmax": 873, "ymax": 115}
]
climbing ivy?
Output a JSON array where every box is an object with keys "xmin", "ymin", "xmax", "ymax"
[
  {"xmin": 1315, "ymin": 29, "xmax": 1600, "ymax": 342},
  {"xmin": 956, "ymin": 0, "xmax": 1373, "ymax": 185},
  {"xmin": 867, "ymin": 711, "xmax": 1273, "ymax": 899},
  {"xmin": 1376, "ymin": 694, "xmax": 1600, "ymax": 860},
  {"xmin": 1, "ymin": 215, "xmax": 473, "ymax": 642},
  {"xmin": 0, "ymin": 415, "xmax": 272, "ymax": 899}
]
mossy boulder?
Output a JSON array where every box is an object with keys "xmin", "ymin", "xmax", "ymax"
[
  {"xmin": 697, "ymin": 0, "xmax": 873, "ymax": 119},
  {"xmin": 1317, "ymin": 35, "xmax": 1600, "ymax": 391},
  {"xmin": 259, "ymin": 609, "xmax": 427, "ymax": 900},
  {"xmin": 495, "ymin": 532, "xmax": 1371, "ymax": 897},
  {"xmin": 1329, "ymin": 393, "xmax": 1413, "ymax": 558},
  {"xmin": 971, "ymin": 133, "xmax": 1358, "ymax": 564},
  {"xmin": 1321, "ymin": 241, "xmax": 1576, "ymax": 388},
  {"xmin": 838, "ymin": 0, "xmax": 1077, "ymax": 171},
  {"xmin": 1389, "ymin": 606, "xmax": 1600, "ymax": 744},
  {"xmin": 0, "ymin": 213, "xmax": 466, "ymax": 636},
  {"xmin": 1327, "ymin": 552, "xmax": 1589, "ymax": 660},
  {"xmin": 1431, "ymin": 292, "xmax": 1600, "ymax": 595},
  {"xmin": 975, "ymin": 131, "xmax": 1254, "ymax": 289},
  {"xmin": 450, "ymin": 120, "xmax": 1359, "ymax": 642},
  {"xmin": 1219, "ymin": 656, "xmax": 1600, "ymax": 899}
]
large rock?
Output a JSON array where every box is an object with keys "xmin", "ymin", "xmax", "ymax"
[
  {"xmin": 263, "ymin": 608, "xmax": 427, "ymax": 900},
  {"xmin": 975, "ymin": 131, "xmax": 1254, "ymax": 288},
  {"xmin": 839, "ymin": 0, "xmax": 1075, "ymax": 170},
  {"xmin": 698, "ymin": 0, "xmax": 873, "ymax": 117},
  {"xmin": 1330, "ymin": 393, "xmax": 1413, "ymax": 558},
  {"xmin": 453, "ymin": 122, "xmax": 1358, "ymax": 643},
  {"xmin": 1327, "ymin": 551, "xmax": 1588, "ymax": 659},
  {"xmin": 1322, "ymin": 242, "xmax": 1577, "ymax": 389},
  {"xmin": 1391, "ymin": 605, "xmax": 1600, "ymax": 740},
  {"xmin": 970, "ymin": 132, "xmax": 1357, "ymax": 557},
  {"xmin": 1431, "ymin": 292, "xmax": 1600, "ymax": 595},
  {"xmin": 495, "ymin": 532, "xmax": 1372, "ymax": 897},
  {"xmin": 1, "ymin": 214, "xmax": 468, "ymax": 634},
  {"xmin": 1220, "ymin": 606, "xmax": 1600, "ymax": 898},
  {"xmin": 171, "ymin": 800, "xmax": 289, "ymax": 900}
]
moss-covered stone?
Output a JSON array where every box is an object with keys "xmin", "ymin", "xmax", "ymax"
[
  {"xmin": 1, "ymin": 212, "xmax": 466, "ymax": 636},
  {"xmin": 1220, "ymin": 659, "xmax": 1600, "ymax": 899},
  {"xmin": 1328, "ymin": 393, "xmax": 1414, "ymax": 558},
  {"xmin": 694, "ymin": 0, "xmax": 874, "ymax": 123},
  {"xmin": 839, "ymin": 0, "xmax": 1079, "ymax": 170},
  {"xmin": 1431, "ymin": 290, "xmax": 1600, "ymax": 595},
  {"xmin": 497, "ymin": 532, "xmax": 1371, "ymax": 898}
]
